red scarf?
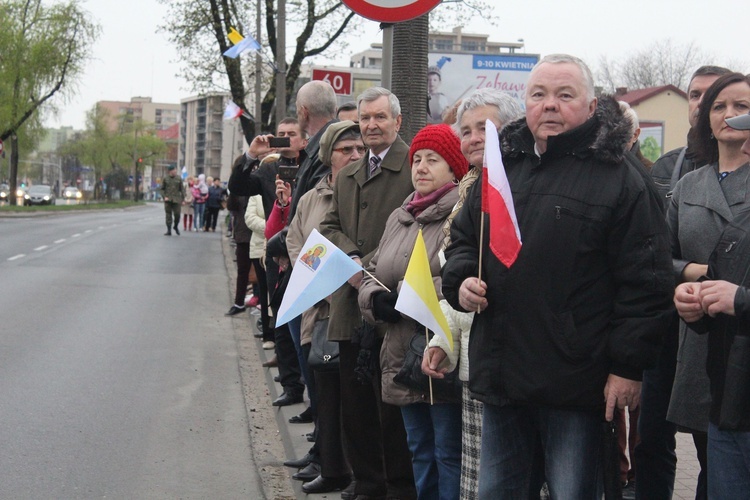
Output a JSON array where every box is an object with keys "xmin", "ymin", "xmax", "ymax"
[{"xmin": 405, "ymin": 183, "xmax": 456, "ymax": 217}]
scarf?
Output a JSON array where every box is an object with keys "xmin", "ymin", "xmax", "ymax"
[{"xmin": 405, "ymin": 182, "xmax": 456, "ymax": 217}]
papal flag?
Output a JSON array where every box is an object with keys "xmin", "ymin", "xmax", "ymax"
[
  {"xmin": 395, "ymin": 229, "xmax": 453, "ymax": 350},
  {"xmin": 223, "ymin": 27, "xmax": 261, "ymax": 59},
  {"xmin": 276, "ymin": 229, "xmax": 363, "ymax": 327}
]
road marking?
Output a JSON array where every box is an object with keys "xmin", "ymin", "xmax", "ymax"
[
  {"xmin": 72, "ymin": 233, "xmax": 81, "ymax": 238},
  {"xmin": 84, "ymin": 229, "xmax": 92, "ymax": 234},
  {"xmin": 34, "ymin": 246, "xmax": 48, "ymax": 251},
  {"xmin": 8, "ymin": 254, "xmax": 25, "ymax": 261},
  {"xmin": 54, "ymin": 239, "xmax": 66, "ymax": 244}
]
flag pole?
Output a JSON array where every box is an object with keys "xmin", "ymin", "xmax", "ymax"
[
  {"xmin": 477, "ymin": 148, "xmax": 487, "ymax": 314},
  {"xmin": 426, "ymin": 326, "xmax": 434, "ymax": 405},
  {"xmin": 363, "ymin": 269, "xmax": 391, "ymax": 292}
]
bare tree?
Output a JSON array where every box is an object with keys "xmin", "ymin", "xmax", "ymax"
[{"xmin": 595, "ymin": 39, "xmax": 710, "ymax": 93}]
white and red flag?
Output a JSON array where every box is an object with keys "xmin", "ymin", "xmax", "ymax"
[{"xmin": 481, "ymin": 119, "xmax": 521, "ymax": 268}]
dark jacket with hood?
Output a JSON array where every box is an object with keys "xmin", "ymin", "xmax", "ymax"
[{"xmin": 442, "ymin": 96, "xmax": 674, "ymax": 410}]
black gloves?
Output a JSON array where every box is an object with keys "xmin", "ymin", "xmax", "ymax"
[{"xmin": 372, "ymin": 291, "xmax": 401, "ymax": 323}]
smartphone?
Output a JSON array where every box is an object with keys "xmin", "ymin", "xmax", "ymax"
[{"xmin": 269, "ymin": 136, "xmax": 291, "ymax": 148}]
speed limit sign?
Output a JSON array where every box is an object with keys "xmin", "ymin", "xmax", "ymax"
[{"xmin": 312, "ymin": 69, "xmax": 353, "ymax": 96}]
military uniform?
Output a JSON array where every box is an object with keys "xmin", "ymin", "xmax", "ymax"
[{"xmin": 160, "ymin": 172, "xmax": 185, "ymax": 235}]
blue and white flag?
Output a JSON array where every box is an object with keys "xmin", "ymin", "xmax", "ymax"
[{"xmin": 275, "ymin": 229, "xmax": 362, "ymax": 326}]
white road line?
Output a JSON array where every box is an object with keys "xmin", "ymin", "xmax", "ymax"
[
  {"xmin": 72, "ymin": 233, "xmax": 81, "ymax": 238},
  {"xmin": 34, "ymin": 246, "xmax": 48, "ymax": 251},
  {"xmin": 84, "ymin": 229, "xmax": 92, "ymax": 233},
  {"xmin": 54, "ymin": 239, "xmax": 66, "ymax": 244},
  {"xmin": 8, "ymin": 254, "xmax": 25, "ymax": 261}
]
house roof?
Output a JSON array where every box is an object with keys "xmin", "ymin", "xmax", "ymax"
[
  {"xmin": 157, "ymin": 123, "xmax": 179, "ymax": 140},
  {"xmin": 616, "ymin": 85, "xmax": 687, "ymax": 106}
]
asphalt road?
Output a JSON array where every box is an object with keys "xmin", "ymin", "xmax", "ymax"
[{"xmin": 0, "ymin": 204, "xmax": 265, "ymax": 499}]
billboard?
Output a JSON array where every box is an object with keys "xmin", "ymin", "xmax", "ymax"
[{"xmin": 427, "ymin": 53, "xmax": 539, "ymax": 123}]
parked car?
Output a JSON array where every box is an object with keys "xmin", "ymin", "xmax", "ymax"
[
  {"xmin": 24, "ymin": 185, "xmax": 56, "ymax": 206},
  {"xmin": 0, "ymin": 184, "xmax": 9, "ymax": 203},
  {"xmin": 62, "ymin": 186, "xmax": 83, "ymax": 201}
]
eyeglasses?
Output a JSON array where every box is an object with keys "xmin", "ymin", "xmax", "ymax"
[{"xmin": 332, "ymin": 146, "xmax": 367, "ymax": 155}]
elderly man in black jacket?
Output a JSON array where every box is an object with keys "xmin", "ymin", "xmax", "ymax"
[{"xmin": 442, "ymin": 54, "xmax": 673, "ymax": 498}]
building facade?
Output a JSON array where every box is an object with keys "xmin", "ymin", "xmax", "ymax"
[
  {"xmin": 179, "ymin": 93, "xmax": 246, "ymax": 182},
  {"xmin": 96, "ymin": 97, "xmax": 180, "ymax": 132}
]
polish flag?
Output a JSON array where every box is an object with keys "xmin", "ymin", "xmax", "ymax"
[{"xmin": 481, "ymin": 119, "xmax": 521, "ymax": 268}]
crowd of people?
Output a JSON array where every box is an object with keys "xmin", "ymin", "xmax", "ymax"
[
  {"xmin": 215, "ymin": 54, "xmax": 750, "ymax": 499},
  {"xmin": 159, "ymin": 169, "xmax": 228, "ymax": 236}
]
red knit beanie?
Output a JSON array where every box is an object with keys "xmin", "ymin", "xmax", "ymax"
[{"xmin": 408, "ymin": 124, "xmax": 469, "ymax": 181}]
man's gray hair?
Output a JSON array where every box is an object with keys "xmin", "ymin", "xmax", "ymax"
[
  {"xmin": 357, "ymin": 86, "xmax": 401, "ymax": 117},
  {"xmin": 297, "ymin": 80, "xmax": 337, "ymax": 119},
  {"xmin": 454, "ymin": 88, "xmax": 524, "ymax": 133},
  {"xmin": 533, "ymin": 54, "xmax": 596, "ymax": 101}
]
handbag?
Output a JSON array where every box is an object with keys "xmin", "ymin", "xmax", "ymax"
[
  {"xmin": 308, "ymin": 317, "xmax": 340, "ymax": 371},
  {"xmin": 393, "ymin": 329, "xmax": 462, "ymax": 403},
  {"xmin": 248, "ymin": 262, "xmax": 258, "ymax": 285}
]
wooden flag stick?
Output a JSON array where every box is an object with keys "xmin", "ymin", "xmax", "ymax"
[
  {"xmin": 364, "ymin": 269, "xmax": 391, "ymax": 292},
  {"xmin": 476, "ymin": 211, "xmax": 485, "ymax": 314},
  {"xmin": 426, "ymin": 326, "xmax": 434, "ymax": 405}
]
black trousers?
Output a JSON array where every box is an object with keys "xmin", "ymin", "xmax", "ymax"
[
  {"xmin": 274, "ymin": 322, "xmax": 303, "ymax": 396},
  {"xmin": 250, "ymin": 257, "xmax": 273, "ymax": 342},
  {"xmin": 234, "ymin": 242, "xmax": 250, "ymax": 307},
  {"xmin": 338, "ymin": 340, "xmax": 416, "ymax": 498},
  {"xmin": 204, "ymin": 206, "xmax": 220, "ymax": 230},
  {"xmin": 315, "ymin": 368, "xmax": 350, "ymax": 478}
]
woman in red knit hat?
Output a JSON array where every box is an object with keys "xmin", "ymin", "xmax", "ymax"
[{"xmin": 358, "ymin": 123, "xmax": 468, "ymax": 500}]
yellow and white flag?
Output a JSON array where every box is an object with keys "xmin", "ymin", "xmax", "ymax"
[{"xmin": 395, "ymin": 229, "xmax": 453, "ymax": 351}]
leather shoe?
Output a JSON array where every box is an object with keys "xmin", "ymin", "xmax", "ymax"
[
  {"xmin": 225, "ymin": 305, "xmax": 246, "ymax": 316},
  {"xmin": 283, "ymin": 452, "xmax": 314, "ymax": 468},
  {"xmin": 292, "ymin": 461, "xmax": 321, "ymax": 481},
  {"xmin": 302, "ymin": 474, "xmax": 351, "ymax": 494},
  {"xmin": 262, "ymin": 356, "xmax": 277, "ymax": 368},
  {"xmin": 289, "ymin": 407, "xmax": 313, "ymax": 424},
  {"xmin": 340, "ymin": 479, "xmax": 357, "ymax": 500},
  {"xmin": 273, "ymin": 375, "xmax": 280, "ymax": 383},
  {"xmin": 306, "ymin": 431, "xmax": 315, "ymax": 442},
  {"xmin": 272, "ymin": 392, "xmax": 303, "ymax": 407}
]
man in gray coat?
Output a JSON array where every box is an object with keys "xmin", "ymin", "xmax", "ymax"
[{"xmin": 320, "ymin": 87, "xmax": 417, "ymax": 499}]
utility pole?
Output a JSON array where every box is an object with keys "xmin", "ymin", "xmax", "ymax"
[
  {"xmin": 255, "ymin": 0, "xmax": 262, "ymax": 130},
  {"xmin": 275, "ymin": 0, "xmax": 286, "ymax": 127}
]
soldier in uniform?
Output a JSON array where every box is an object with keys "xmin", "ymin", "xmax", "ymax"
[{"xmin": 160, "ymin": 165, "xmax": 185, "ymax": 235}]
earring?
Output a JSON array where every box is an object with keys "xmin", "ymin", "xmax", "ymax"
[
  {"xmin": 710, "ymin": 132, "xmax": 715, "ymax": 139},
  {"xmin": 452, "ymin": 178, "xmax": 459, "ymax": 185}
]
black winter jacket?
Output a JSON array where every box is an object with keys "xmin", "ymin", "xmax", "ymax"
[
  {"xmin": 228, "ymin": 155, "xmax": 282, "ymax": 219},
  {"xmin": 442, "ymin": 96, "xmax": 674, "ymax": 410},
  {"xmin": 693, "ymin": 208, "xmax": 750, "ymax": 430}
]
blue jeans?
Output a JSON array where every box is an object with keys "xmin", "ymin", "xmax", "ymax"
[
  {"xmin": 708, "ymin": 423, "xmax": 750, "ymax": 499},
  {"xmin": 479, "ymin": 403, "xmax": 600, "ymax": 499},
  {"xmin": 288, "ymin": 315, "xmax": 317, "ymax": 415},
  {"xmin": 634, "ymin": 319, "xmax": 678, "ymax": 499},
  {"xmin": 194, "ymin": 203, "xmax": 205, "ymax": 229},
  {"xmin": 400, "ymin": 402, "xmax": 461, "ymax": 500}
]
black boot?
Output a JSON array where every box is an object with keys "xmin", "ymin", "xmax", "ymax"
[
  {"xmin": 174, "ymin": 225, "xmax": 180, "ymax": 235},
  {"xmin": 164, "ymin": 225, "xmax": 171, "ymax": 236}
]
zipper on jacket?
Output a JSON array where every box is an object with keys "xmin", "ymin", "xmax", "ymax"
[
  {"xmin": 554, "ymin": 205, "xmax": 602, "ymax": 223},
  {"xmin": 725, "ymin": 241, "xmax": 737, "ymax": 253}
]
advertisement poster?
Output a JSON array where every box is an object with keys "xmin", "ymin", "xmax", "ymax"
[{"xmin": 427, "ymin": 53, "xmax": 539, "ymax": 123}]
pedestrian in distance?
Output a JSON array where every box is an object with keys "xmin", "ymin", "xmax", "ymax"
[{"xmin": 160, "ymin": 165, "xmax": 184, "ymax": 236}]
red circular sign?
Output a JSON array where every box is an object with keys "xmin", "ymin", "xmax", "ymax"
[{"xmin": 342, "ymin": 0, "xmax": 441, "ymax": 23}]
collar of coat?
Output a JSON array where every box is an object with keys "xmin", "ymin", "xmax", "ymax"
[
  {"xmin": 396, "ymin": 186, "xmax": 460, "ymax": 226},
  {"xmin": 500, "ymin": 95, "xmax": 632, "ymax": 165}
]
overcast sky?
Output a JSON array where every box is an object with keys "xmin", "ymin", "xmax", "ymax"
[{"xmin": 46, "ymin": 0, "xmax": 750, "ymax": 130}]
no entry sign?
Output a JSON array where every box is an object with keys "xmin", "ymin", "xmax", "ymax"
[{"xmin": 342, "ymin": 0, "xmax": 441, "ymax": 23}]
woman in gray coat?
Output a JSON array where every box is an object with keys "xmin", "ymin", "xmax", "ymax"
[
  {"xmin": 666, "ymin": 72, "xmax": 750, "ymax": 499},
  {"xmin": 358, "ymin": 124, "xmax": 468, "ymax": 500}
]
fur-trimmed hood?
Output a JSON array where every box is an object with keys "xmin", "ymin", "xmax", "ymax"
[{"xmin": 500, "ymin": 95, "xmax": 631, "ymax": 165}]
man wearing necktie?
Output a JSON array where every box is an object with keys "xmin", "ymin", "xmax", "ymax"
[{"xmin": 320, "ymin": 87, "xmax": 416, "ymax": 499}]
